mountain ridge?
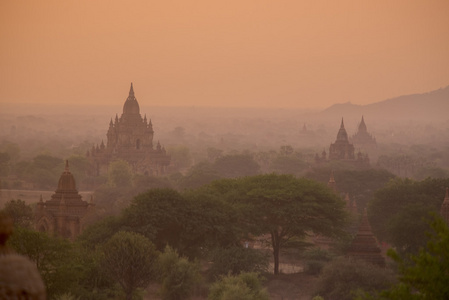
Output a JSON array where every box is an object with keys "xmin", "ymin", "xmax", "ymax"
[{"xmin": 320, "ymin": 85, "xmax": 449, "ymax": 121}]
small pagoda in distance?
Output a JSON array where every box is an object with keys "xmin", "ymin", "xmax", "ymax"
[
  {"xmin": 347, "ymin": 211, "xmax": 385, "ymax": 268},
  {"xmin": 35, "ymin": 161, "xmax": 94, "ymax": 240}
]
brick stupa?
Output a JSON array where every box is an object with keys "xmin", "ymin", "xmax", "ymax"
[{"xmin": 347, "ymin": 211, "xmax": 385, "ymax": 267}]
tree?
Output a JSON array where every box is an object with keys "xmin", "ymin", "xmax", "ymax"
[
  {"xmin": 204, "ymin": 174, "xmax": 347, "ymax": 274},
  {"xmin": 102, "ymin": 231, "xmax": 159, "ymax": 300},
  {"xmin": 77, "ymin": 216, "xmax": 123, "ymax": 250},
  {"xmin": 157, "ymin": 246, "xmax": 201, "ymax": 300},
  {"xmin": 370, "ymin": 216, "xmax": 449, "ymax": 300},
  {"xmin": 208, "ymin": 272, "xmax": 269, "ymax": 300},
  {"xmin": 2, "ymin": 199, "xmax": 33, "ymax": 228},
  {"xmin": 315, "ymin": 257, "xmax": 395, "ymax": 300},
  {"xmin": 213, "ymin": 154, "xmax": 260, "ymax": 178},
  {"xmin": 33, "ymin": 154, "xmax": 63, "ymax": 170},
  {"xmin": 108, "ymin": 159, "xmax": 133, "ymax": 187},
  {"xmin": 8, "ymin": 227, "xmax": 81, "ymax": 298},
  {"xmin": 306, "ymin": 167, "xmax": 396, "ymax": 212},
  {"xmin": 368, "ymin": 177, "xmax": 449, "ymax": 255},
  {"xmin": 270, "ymin": 155, "xmax": 307, "ymax": 176},
  {"xmin": 122, "ymin": 188, "xmax": 241, "ymax": 258},
  {"xmin": 208, "ymin": 246, "xmax": 269, "ymax": 280},
  {"xmin": 179, "ymin": 161, "xmax": 221, "ymax": 190},
  {"xmin": 121, "ymin": 189, "xmax": 190, "ymax": 252},
  {"xmin": 166, "ymin": 145, "xmax": 192, "ymax": 171}
]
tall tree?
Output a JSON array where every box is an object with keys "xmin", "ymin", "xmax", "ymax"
[
  {"xmin": 102, "ymin": 231, "xmax": 159, "ymax": 300},
  {"xmin": 204, "ymin": 174, "xmax": 347, "ymax": 274},
  {"xmin": 358, "ymin": 215, "xmax": 449, "ymax": 300},
  {"xmin": 107, "ymin": 159, "xmax": 133, "ymax": 187},
  {"xmin": 157, "ymin": 246, "xmax": 201, "ymax": 300},
  {"xmin": 368, "ymin": 177, "xmax": 449, "ymax": 255},
  {"xmin": 2, "ymin": 199, "xmax": 33, "ymax": 228}
]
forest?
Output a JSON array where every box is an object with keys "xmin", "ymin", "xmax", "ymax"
[{"xmin": 1, "ymin": 105, "xmax": 449, "ymax": 300}]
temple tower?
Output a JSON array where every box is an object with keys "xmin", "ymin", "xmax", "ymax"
[
  {"xmin": 329, "ymin": 118, "xmax": 355, "ymax": 160},
  {"xmin": 35, "ymin": 161, "xmax": 93, "ymax": 240},
  {"xmin": 347, "ymin": 211, "xmax": 385, "ymax": 267},
  {"xmin": 351, "ymin": 116, "xmax": 377, "ymax": 161},
  {"xmin": 87, "ymin": 83, "xmax": 170, "ymax": 176}
]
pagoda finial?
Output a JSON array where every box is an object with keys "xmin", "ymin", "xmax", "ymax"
[
  {"xmin": 65, "ymin": 160, "xmax": 69, "ymax": 172},
  {"xmin": 340, "ymin": 117, "xmax": 345, "ymax": 129},
  {"xmin": 129, "ymin": 82, "xmax": 134, "ymax": 97}
]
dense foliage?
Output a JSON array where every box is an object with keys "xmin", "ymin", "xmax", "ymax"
[
  {"xmin": 315, "ymin": 257, "xmax": 395, "ymax": 300},
  {"xmin": 368, "ymin": 177, "xmax": 449, "ymax": 255}
]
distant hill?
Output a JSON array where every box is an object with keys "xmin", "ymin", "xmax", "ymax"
[{"xmin": 320, "ymin": 85, "xmax": 449, "ymax": 121}]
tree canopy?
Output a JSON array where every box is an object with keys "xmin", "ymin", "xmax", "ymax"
[
  {"xmin": 102, "ymin": 231, "xmax": 159, "ymax": 300},
  {"xmin": 201, "ymin": 174, "xmax": 347, "ymax": 274},
  {"xmin": 368, "ymin": 177, "xmax": 449, "ymax": 255}
]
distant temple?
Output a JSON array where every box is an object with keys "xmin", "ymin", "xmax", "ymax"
[
  {"xmin": 351, "ymin": 116, "xmax": 377, "ymax": 161},
  {"xmin": 87, "ymin": 83, "xmax": 170, "ymax": 176},
  {"xmin": 35, "ymin": 161, "xmax": 94, "ymax": 240},
  {"xmin": 329, "ymin": 118, "xmax": 355, "ymax": 160},
  {"xmin": 347, "ymin": 211, "xmax": 385, "ymax": 267},
  {"xmin": 316, "ymin": 118, "xmax": 369, "ymax": 166}
]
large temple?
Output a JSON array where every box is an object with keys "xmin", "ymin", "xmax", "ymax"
[
  {"xmin": 35, "ymin": 161, "xmax": 94, "ymax": 240},
  {"xmin": 315, "ymin": 118, "xmax": 369, "ymax": 166},
  {"xmin": 329, "ymin": 118, "xmax": 355, "ymax": 160},
  {"xmin": 351, "ymin": 116, "xmax": 377, "ymax": 149},
  {"xmin": 351, "ymin": 116, "xmax": 377, "ymax": 161},
  {"xmin": 87, "ymin": 83, "xmax": 170, "ymax": 176}
]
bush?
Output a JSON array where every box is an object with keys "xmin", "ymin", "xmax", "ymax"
[
  {"xmin": 302, "ymin": 248, "xmax": 333, "ymax": 276},
  {"xmin": 315, "ymin": 257, "xmax": 395, "ymax": 300},
  {"xmin": 208, "ymin": 272, "xmax": 269, "ymax": 300},
  {"xmin": 158, "ymin": 246, "xmax": 201, "ymax": 300},
  {"xmin": 208, "ymin": 247, "xmax": 269, "ymax": 280}
]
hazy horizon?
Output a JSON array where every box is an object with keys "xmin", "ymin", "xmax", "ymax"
[{"xmin": 1, "ymin": 1, "xmax": 449, "ymax": 109}]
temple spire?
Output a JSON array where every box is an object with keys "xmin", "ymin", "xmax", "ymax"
[
  {"xmin": 129, "ymin": 82, "xmax": 134, "ymax": 98},
  {"xmin": 65, "ymin": 160, "xmax": 69, "ymax": 172},
  {"xmin": 340, "ymin": 117, "xmax": 345, "ymax": 129},
  {"xmin": 358, "ymin": 116, "xmax": 367, "ymax": 132}
]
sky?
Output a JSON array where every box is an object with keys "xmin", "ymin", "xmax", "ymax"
[{"xmin": 1, "ymin": 0, "xmax": 449, "ymax": 109}]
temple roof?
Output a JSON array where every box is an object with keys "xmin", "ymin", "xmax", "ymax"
[
  {"xmin": 336, "ymin": 118, "xmax": 349, "ymax": 142},
  {"xmin": 56, "ymin": 160, "xmax": 77, "ymax": 192},
  {"xmin": 347, "ymin": 211, "xmax": 385, "ymax": 267},
  {"xmin": 123, "ymin": 82, "xmax": 140, "ymax": 114},
  {"xmin": 358, "ymin": 116, "xmax": 367, "ymax": 132}
]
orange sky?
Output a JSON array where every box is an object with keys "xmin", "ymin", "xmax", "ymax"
[{"xmin": 1, "ymin": 0, "xmax": 448, "ymax": 109}]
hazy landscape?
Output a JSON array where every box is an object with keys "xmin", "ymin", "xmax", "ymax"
[{"xmin": 1, "ymin": 1, "xmax": 449, "ymax": 300}]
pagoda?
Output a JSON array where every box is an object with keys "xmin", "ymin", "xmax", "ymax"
[
  {"xmin": 351, "ymin": 116, "xmax": 377, "ymax": 149},
  {"xmin": 347, "ymin": 211, "xmax": 385, "ymax": 267},
  {"xmin": 35, "ymin": 161, "xmax": 94, "ymax": 240},
  {"xmin": 87, "ymin": 83, "xmax": 170, "ymax": 176},
  {"xmin": 329, "ymin": 118, "xmax": 355, "ymax": 160}
]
